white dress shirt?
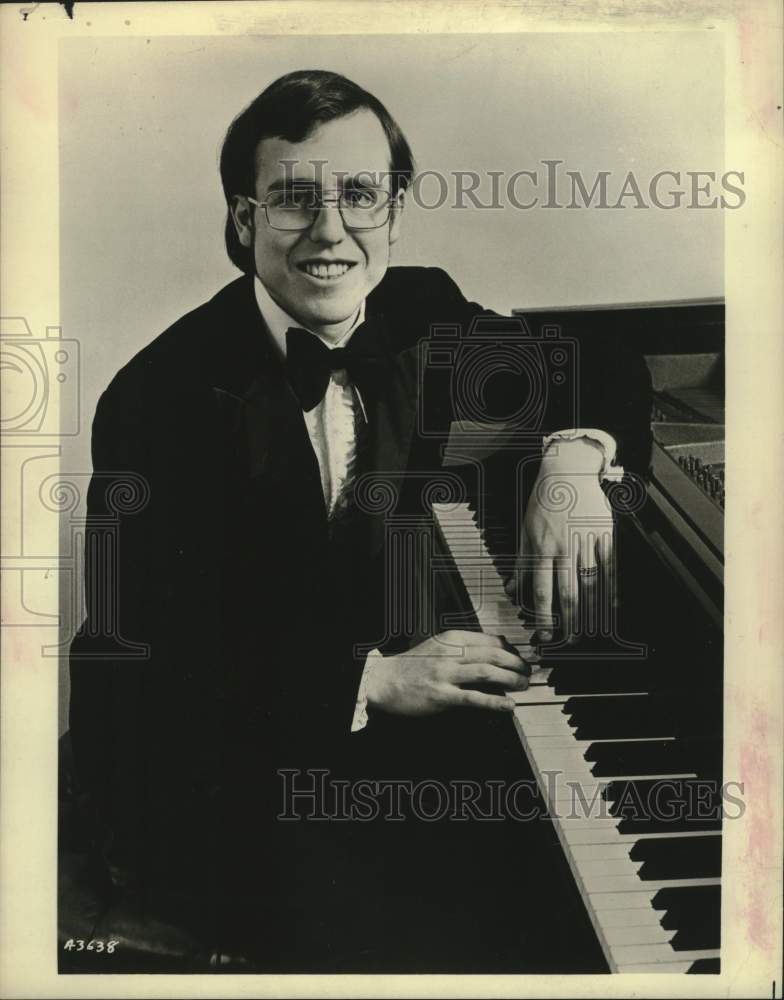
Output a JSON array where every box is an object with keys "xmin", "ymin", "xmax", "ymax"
[
  {"xmin": 254, "ymin": 277, "xmax": 366, "ymax": 517},
  {"xmin": 252, "ymin": 276, "xmax": 621, "ymax": 732}
]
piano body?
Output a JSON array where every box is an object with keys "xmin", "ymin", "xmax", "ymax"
[{"xmin": 438, "ymin": 299, "xmax": 724, "ymax": 973}]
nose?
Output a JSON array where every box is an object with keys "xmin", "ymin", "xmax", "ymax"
[{"xmin": 307, "ymin": 201, "xmax": 348, "ymax": 245}]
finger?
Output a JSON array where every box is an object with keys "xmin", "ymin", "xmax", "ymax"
[
  {"xmin": 556, "ymin": 555, "xmax": 578, "ymax": 642},
  {"xmin": 532, "ymin": 557, "xmax": 555, "ymax": 640},
  {"xmin": 597, "ymin": 527, "xmax": 617, "ymax": 624},
  {"xmin": 440, "ymin": 629, "xmax": 503, "ymax": 648},
  {"xmin": 451, "ymin": 663, "xmax": 530, "ymax": 691},
  {"xmin": 579, "ymin": 529, "xmax": 598, "ymax": 573},
  {"xmin": 453, "ymin": 689, "xmax": 515, "ymax": 713},
  {"xmin": 498, "ymin": 635, "xmax": 533, "ymax": 674},
  {"xmin": 505, "ymin": 519, "xmax": 532, "ymax": 601},
  {"xmin": 438, "ymin": 628, "xmax": 499, "ymax": 646},
  {"xmin": 457, "ymin": 646, "xmax": 531, "ymax": 674},
  {"xmin": 579, "ymin": 530, "xmax": 599, "ymax": 635}
]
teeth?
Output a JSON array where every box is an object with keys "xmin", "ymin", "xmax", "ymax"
[{"xmin": 302, "ymin": 262, "xmax": 351, "ymax": 278}]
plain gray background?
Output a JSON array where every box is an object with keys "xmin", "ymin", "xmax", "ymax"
[{"xmin": 58, "ymin": 31, "xmax": 724, "ymax": 729}]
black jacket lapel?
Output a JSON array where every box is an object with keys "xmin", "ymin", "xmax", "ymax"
[
  {"xmin": 353, "ymin": 311, "xmax": 421, "ymax": 554},
  {"xmin": 207, "ymin": 277, "xmax": 327, "ymax": 534}
]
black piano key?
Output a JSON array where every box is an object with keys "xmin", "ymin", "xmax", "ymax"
[
  {"xmin": 548, "ymin": 664, "xmax": 656, "ymax": 695},
  {"xmin": 670, "ymin": 919, "xmax": 721, "ymax": 951},
  {"xmin": 661, "ymin": 896, "xmax": 721, "ymax": 938},
  {"xmin": 566, "ymin": 696, "xmax": 672, "ymax": 740},
  {"xmin": 630, "ymin": 835, "xmax": 722, "ymax": 879},
  {"xmin": 604, "ymin": 775, "xmax": 722, "ymax": 804},
  {"xmin": 687, "ymin": 958, "xmax": 721, "ymax": 973},
  {"xmin": 618, "ymin": 813, "xmax": 722, "ymax": 834},
  {"xmin": 604, "ymin": 779, "xmax": 724, "ymax": 832},
  {"xmin": 654, "ymin": 885, "xmax": 722, "ymax": 943},
  {"xmin": 653, "ymin": 884, "xmax": 721, "ymax": 914},
  {"xmin": 585, "ymin": 740, "xmax": 698, "ymax": 776},
  {"xmin": 585, "ymin": 739, "xmax": 722, "ymax": 778},
  {"xmin": 566, "ymin": 694, "xmax": 721, "ymax": 741}
]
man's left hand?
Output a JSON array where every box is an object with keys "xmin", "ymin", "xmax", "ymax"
[{"xmin": 505, "ymin": 437, "xmax": 615, "ymax": 643}]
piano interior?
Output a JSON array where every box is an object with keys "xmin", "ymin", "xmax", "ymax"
[{"xmin": 439, "ymin": 299, "xmax": 724, "ymax": 973}]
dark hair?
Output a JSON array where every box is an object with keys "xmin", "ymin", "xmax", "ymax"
[{"xmin": 219, "ymin": 69, "xmax": 415, "ymax": 272}]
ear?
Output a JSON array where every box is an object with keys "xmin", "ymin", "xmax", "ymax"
[
  {"xmin": 388, "ymin": 188, "xmax": 405, "ymax": 245},
  {"xmin": 230, "ymin": 195, "xmax": 255, "ymax": 249}
]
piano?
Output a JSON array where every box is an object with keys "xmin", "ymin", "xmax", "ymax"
[{"xmin": 437, "ymin": 299, "xmax": 724, "ymax": 974}]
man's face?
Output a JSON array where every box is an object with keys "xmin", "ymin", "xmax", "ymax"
[{"xmin": 234, "ymin": 109, "xmax": 403, "ymax": 339}]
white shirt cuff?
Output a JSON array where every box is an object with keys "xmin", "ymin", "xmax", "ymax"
[
  {"xmin": 542, "ymin": 428, "xmax": 624, "ymax": 482},
  {"xmin": 351, "ymin": 648, "xmax": 383, "ymax": 733}
]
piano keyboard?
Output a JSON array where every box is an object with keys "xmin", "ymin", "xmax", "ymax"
[{"xmin": 433, "ymin": 500, "xmax": 721, "ymax": 974}]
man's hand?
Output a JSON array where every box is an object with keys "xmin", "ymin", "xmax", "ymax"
[
  {"xmin": 365, "ymin": 630, "xmax": 530, "ymax": 717},
  {"xmin": 506, "ymin": 437, "xmax": 615, "ymax": 643}
]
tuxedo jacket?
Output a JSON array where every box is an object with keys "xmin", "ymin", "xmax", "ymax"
[{"xmin": 68, "ymin": 266, "xmax": 652, "ymax": 903}]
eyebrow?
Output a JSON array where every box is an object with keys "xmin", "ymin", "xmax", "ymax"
[{"xmin": 264, "ymin": 174, "xmax": 387, "ymax": 194}]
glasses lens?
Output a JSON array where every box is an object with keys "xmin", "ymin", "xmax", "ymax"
[
  {"xmin": 340, "ymin": 189, "xmax": 391, "ymax": 229},
  {"xmin": 266, "ymin": 190, "xmax": 317, "ymax": 230}
]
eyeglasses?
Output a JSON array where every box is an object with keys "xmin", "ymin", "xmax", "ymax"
[{"xmin": 247, "ymin": 188, "xmax": 394, "ymax": 232}]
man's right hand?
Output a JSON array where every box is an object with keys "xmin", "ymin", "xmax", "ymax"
[{"xmin": 365, "ymin": 630, "xmax": 530, "ymax": 717}]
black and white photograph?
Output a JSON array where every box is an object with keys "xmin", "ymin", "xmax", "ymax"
[{"xmin": 1, "ymin": 1, "xmax": 781, "ymax": 995}]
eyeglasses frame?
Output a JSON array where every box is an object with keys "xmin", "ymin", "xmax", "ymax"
[{"xmin": 244, "ymin": 190, "xmax": 396, "ymax": 232}]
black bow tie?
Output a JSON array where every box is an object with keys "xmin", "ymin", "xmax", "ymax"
[{"xmin": 285, "ymin": 319, "xmax": 390, "ymax": 412}]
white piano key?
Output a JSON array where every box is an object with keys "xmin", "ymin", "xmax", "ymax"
[
  {"xmin": 526, "ymin": 736, "xmax": 590, "ymax": 748},
  {"xmin": 579, "ymin": 859, "xmax": 644, "ymax": 879},
  {"xmin": 452, "ymin": 567, "xmax": 502, "ymax": 575},
  {"xmin": 509, "ymin": 687, "xmax": 569, "ymax": 706},
  {"xmin": 514, "ymin": 704, "xmax": 569, "ymax": 722},
  {"xmin": 563, "ymin": 827, "xmax": 720, "ymax": 846},
  {"xmin": 552, "ymin": 817, "xmax": 621, "ymax": 830},
  {"xmin": 572, "ymin": 843, "xmax": 634, "ymax": 862},
  {"xmin": 587, "ymin": 876, "xmax": 720, "ymax": 894},
  {"xmin": 614, "ymin": 961, "xmax": 695, "ymax": 973},
  {"xmin": 596, "ymin": 908, "xmax": 662, "ymax": 929},
  {"xmin": 589, "ymin": 891, "xmax": 659, "ymax": 911},
  {"xmin": 546, "ymin": 782, "xmax": 618, "ymax": 808},
  {"xmin": 470, "ymin": 606, "xmax": 520, "ymax": 618},
  {"xmin": 529, "ymin": 747, "xmax": 590, "ymax": 766},
  {"xmin": 515, "ymin": 723, "xmax": 573, "ymax": 737},
  {"xmin": 612, "ymin": 945, "xmax": 720, "ymax": 967},
  {"xmin": 473, "ymin": 618, "xmax": 519, "ymax": 627},
  {"xmin": 552, "ymin": 784, "xmax": 605, "ymax": 804},
  {"xmin": 469, "ymin": 602, "xmax": 520, "ymax": 614},
  {"xmin": 603, "ymin": 924, "xmax": 676, "ymax": 948},
  {"xmin": 520, "ymin": 726, "xmax": 578, "ymax": 738},
  {"xmin": 526, "ymin": 734, "xmax": 675, "ymax": 747},
  {"xmin": 564, "ymin": 771, "xmax": 697, "ymax": 782}
]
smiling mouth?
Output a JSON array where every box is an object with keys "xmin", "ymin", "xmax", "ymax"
[{"xmin": 297, "ymin": 261, "xmax": 357, "ymax": 281}]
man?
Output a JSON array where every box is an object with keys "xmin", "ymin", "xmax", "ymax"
[{"xmin": 68, "ymin": 69, "xmax": 652, "ymax": 971}]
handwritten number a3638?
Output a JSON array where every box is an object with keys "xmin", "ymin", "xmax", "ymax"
[{"xmin": 62, "ymin": 938, "xmax": 119, "ymax": 954}]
